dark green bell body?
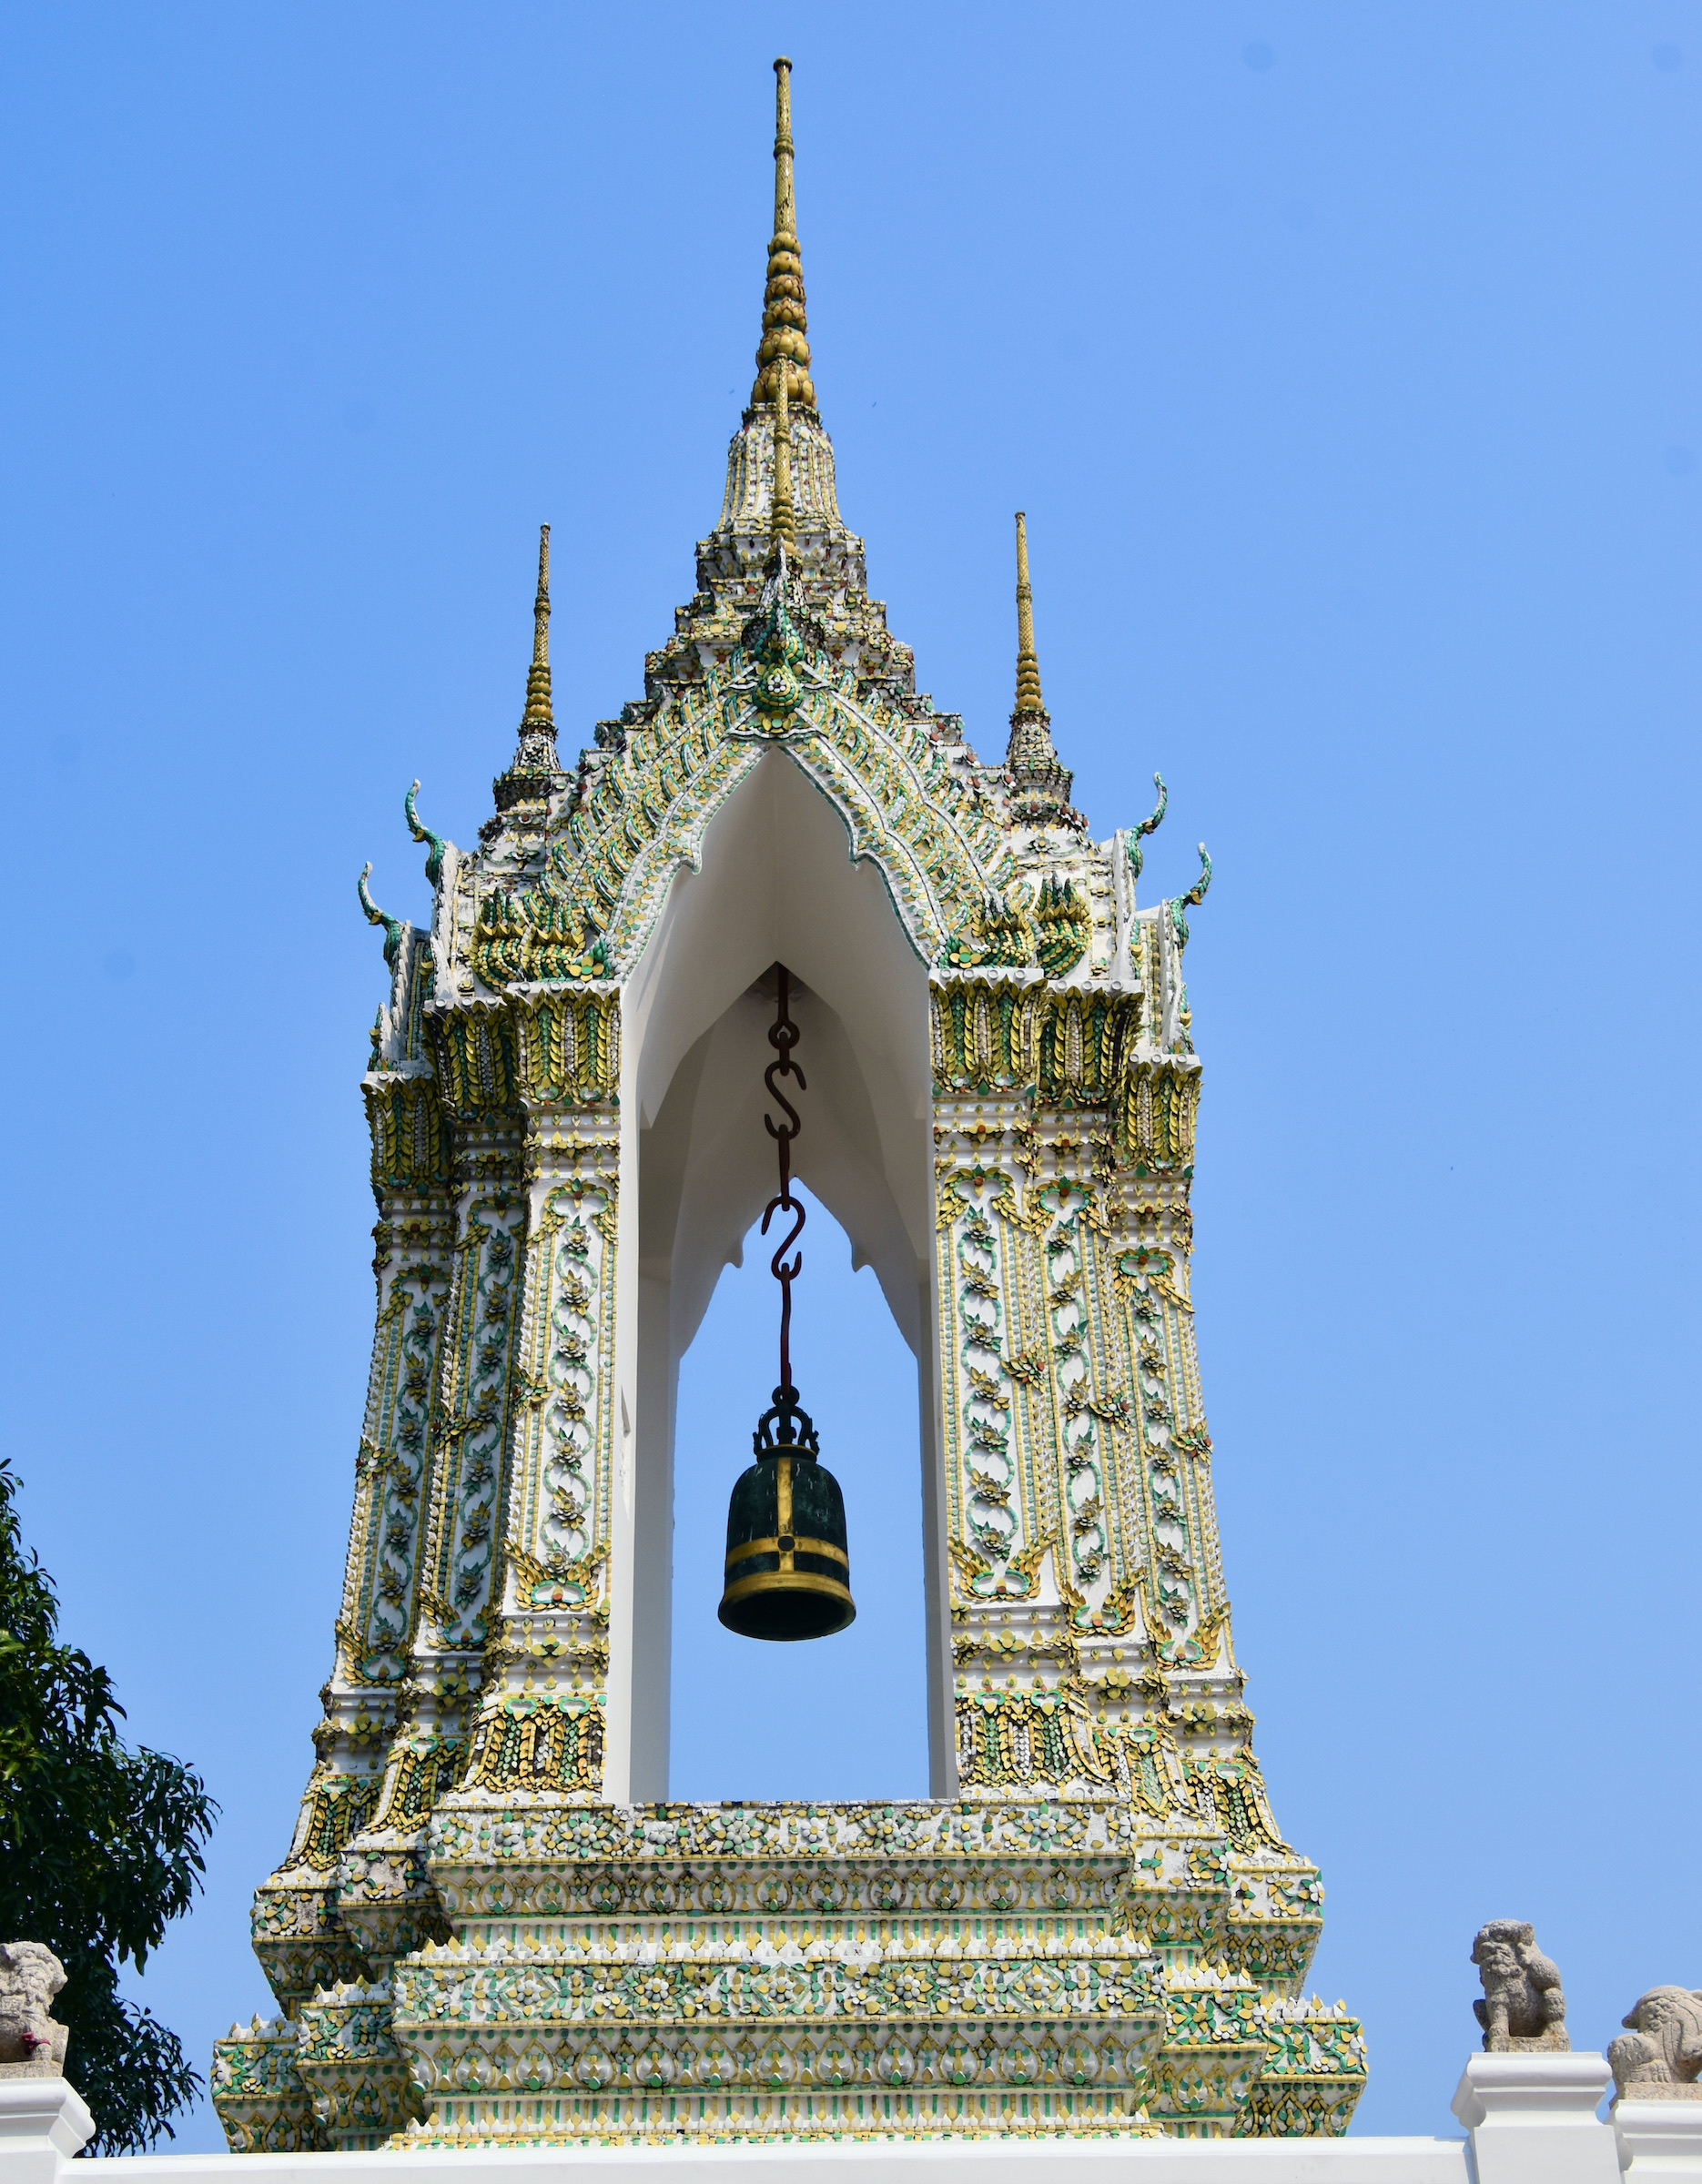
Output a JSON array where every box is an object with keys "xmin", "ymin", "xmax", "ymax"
[{"xmin": 719, "ymin": 1386, "xmax": 855, "ymax": 1642}]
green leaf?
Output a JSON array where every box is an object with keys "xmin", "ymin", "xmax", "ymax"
[{"xmin": 0, "ymin": 1459, "xmax": 216, "ymax": 2153}]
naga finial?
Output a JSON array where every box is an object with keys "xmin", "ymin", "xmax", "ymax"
[
  {"xmin": 1127, "ymin": 772, "xmax": 1168, "ymax": 881},
  {"xmin": 358, "ymin": 862, "xmax": 404, "ymax": 971},
  {"xmin": 1170, "ymin": 843, "xmax": 1212, "ymax": 952},
  {"xmin": 405, "ymin": 779, "xmax": 447, "ymax": 890}
]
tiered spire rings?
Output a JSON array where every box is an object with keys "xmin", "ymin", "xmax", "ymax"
[
  {"xmin": 520, "ymin": 523, "xmax": 553, "ymax": 733},
  {"xmin": 751, "ymin": 59, "xmax": 816, "ymax": 410},
  {"xmin": 1013, "ymin": 509, "xmax": 1046, "ymax": 716},
  {"xmin": 491, "ymin": 523, "xmax": 564, "ymax": 814},
  {"xmin": 1003, "ymin": 511, "xmax": 1081, "ymax": 829}
]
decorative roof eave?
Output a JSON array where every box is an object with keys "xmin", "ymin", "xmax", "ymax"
[{"xmin": 462, "ymin": 638, "xmax": 1026, "ymax": 991}]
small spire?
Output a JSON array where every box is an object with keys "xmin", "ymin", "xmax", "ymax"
[
  {"xmin": 520, "ymin": 523, "xmax": 552, "ymax": 730},
  {"xmin": 1003, "ymin": 511, "xmax": 1084, "ymax": 831},
  {"xmin": 1013, "ymin": 511, "xmax": 1045, "ymax": 715},
  {"xmin": 771, "ymin": 362, "xmax": 796, "ymax": 551},
  {"xmin": 491, "ymin": 523, "xmax": 565, "ymax": 817},
  {"xmin": 750, "ymin": 58, "xmax": 816, "ymax": 410}
]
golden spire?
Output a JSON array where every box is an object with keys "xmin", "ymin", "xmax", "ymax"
[
  {"xmin": 1004, "ymin": 511, "xmax": 1082, "ymax": 828},
  {"xmin": 1013, "ymin": 511, "xmax": 1045, "ymax": 716},
  {"xmin": 771, "ymin": 362, "xmax": 796, "ymax": 551},
  {"xmin": 751, "ymin": 58, "xmax": 816, "ymax": 410},
  {"xmin": 491, "ymin": 523, "xmax": 563, "ymax": 816},
  {"xmin": 520, "ymin": 523, "xmax": 552, "ymax": 729}
]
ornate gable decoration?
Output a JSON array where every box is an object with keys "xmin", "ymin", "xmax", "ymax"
[{"xmin": 472, "ymin": 602, "xmax": 1018, "ymax": 986}]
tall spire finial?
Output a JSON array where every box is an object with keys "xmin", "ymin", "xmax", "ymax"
[
  {"xmin": 521, "ymin": 523, "xmax": 552, "ymax": 729},
  {"xmin": 491, "ymin": 524, "xmax": 564, "ymax": 817},
  {"xmin": 771, "ymin": 361, "xmax": 796, "ymax": 551},
  {"xmin": 1014, "ymin": 511, "xmax": 1045, "ymax": 716},
  {"xmin": 1003, "ymin": 511, "xmax": 1084, "ymax": 830},
  {"xmin": 751, "ymin": 58, "xmax": 816, "ymax": 410}
]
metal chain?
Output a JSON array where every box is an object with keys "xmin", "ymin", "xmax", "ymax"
[{"xmin": 760, "ymin": 965, "xmax": 805, "ymax": 1390}]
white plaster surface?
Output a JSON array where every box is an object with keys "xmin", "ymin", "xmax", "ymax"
[
  {"xmin": 76, "ymin": 2149, "xmax": 1469, "ymax": 2184},
  {"xmin": 0, "ymin": 2078, "xmax": 96, "ymax": 2184},
  {"xmin": 1450, "ymin": 2052, "xmax": 1621, "ymax": 2184},
  {"xmin": 24, "ymin": 2062, "xmax": 1702, "ymax": 2184},
  {"xmin": 1615, "ymin": 2096, "xmax": 1702, "ymax": 2177}
]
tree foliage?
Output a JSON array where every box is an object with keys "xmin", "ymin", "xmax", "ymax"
[{"xmin": 0, "ymin": 1458, "xmax": 217, "ymax": 2154}]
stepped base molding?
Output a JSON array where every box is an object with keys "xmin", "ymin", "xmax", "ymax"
[{"xmin": 216, "ymin": 1796, "xmax": 1364, "ymax": 2151}]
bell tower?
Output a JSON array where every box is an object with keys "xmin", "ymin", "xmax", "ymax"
[{"xmin": 213, "ymin": 58, "xmax": 1367, "ymax": 2153}]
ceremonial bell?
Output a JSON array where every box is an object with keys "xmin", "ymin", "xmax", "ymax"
[
  {"xmin": 717, "ymin": 966, "xmax": 856, "ymax": 1643},
  {"xmin": 718, "ymin": 1382, "xmax": 855, "ymax": 1641}
]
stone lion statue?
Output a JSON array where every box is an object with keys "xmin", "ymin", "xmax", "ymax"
[
  {"xmin": 1471, "ymin": 1919, "xmax": 1569, "ymax": 2051},
  {"xmin": 0, "ymin": 1943, "xmax": 68, "ymax": 2072},
  {"xmin": 1609, "ymin": 1987, "xmax": 1702, "ymax": 2101}
]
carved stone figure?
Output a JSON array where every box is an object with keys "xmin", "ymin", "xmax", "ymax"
[
  {"xmin": 1609, "ymin": 1987, "xmax": 1702, "ymax": 2101},
  {"xmin": 1472, "ymin": 1920, "xmax": 1569, "ymax": 2051},
  {"xmin": 0, "ymin": 1942, "xmax": 69, "ymax": 2074}
]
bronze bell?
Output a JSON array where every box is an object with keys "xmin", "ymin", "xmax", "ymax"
[
  {"xmin": 719, "ymin": 1384, "xmax": 855, "ymax": 1642},
  {"xmin": 720, "ymin": 965, "xmax": 854, "ymax": 1642}
]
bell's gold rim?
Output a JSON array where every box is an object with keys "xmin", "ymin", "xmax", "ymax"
[
  {"xmin": 719, "ymin": 1568, "xmax": 855, "ymax": 1609},
  {"xmin": 724, "ymin": 1533, "xmax": 849, "ymax": 1571}
]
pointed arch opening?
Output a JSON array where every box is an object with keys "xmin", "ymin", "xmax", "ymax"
[
  {"xmin": 669, "ymin": 1183, "xmax": 930, "ymax": 1801},
  {"xmin": 606, "ymin": 750, "xmax": 952, "ymax": 1801}
]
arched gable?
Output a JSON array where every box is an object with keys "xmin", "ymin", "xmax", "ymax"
[{"xmin": 472, "ymin": 608, "xmax": 1019, "ymax": 988}]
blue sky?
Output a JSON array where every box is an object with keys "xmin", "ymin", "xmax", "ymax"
[{"xmin": 0, "ymin": 0, "xmax": 1697, "ymax": 2148}]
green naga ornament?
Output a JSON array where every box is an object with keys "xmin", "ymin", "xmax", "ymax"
[
  {"xmin": 1035, "ymin": 875, "xmax": 1091, "ymax": 976},
  {"xmin": 752, "ymin": 367, "xmax": 805, "ymax": 720}
]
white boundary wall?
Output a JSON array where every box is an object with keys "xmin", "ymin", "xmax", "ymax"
[{"xmin": 5, "ymin": 2057, "xmax": 1700, "ymax": 2184}]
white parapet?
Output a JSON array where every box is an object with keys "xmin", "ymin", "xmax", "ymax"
[
  {"xmin": 0, "ymin": 2078, "xmax": 96, "ymax": 2184},
  {"xmin": 76, "ymin": 2140, "xmax": 1466, "ymax": 2184},
  {"xmin": 1614, "ymin": 2096, "xmax": 1702, "ymax": 2178},
  {"xmin": 15, "ymin": 2058, "xmax": 1699, "ymax": 2184},
  {"xmin": 1451, "ymin": 2052, "xmax": 1619, "ymax": 2184}
]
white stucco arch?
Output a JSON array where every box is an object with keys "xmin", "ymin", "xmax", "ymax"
[{"xmin": 600, "ymin": 750, "xmax": 954, "ymax": 1802}]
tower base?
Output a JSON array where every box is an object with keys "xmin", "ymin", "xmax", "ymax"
[{"xmin": 215, "ymin": 1797, "xmax": 1363, "ymax": 2150}]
